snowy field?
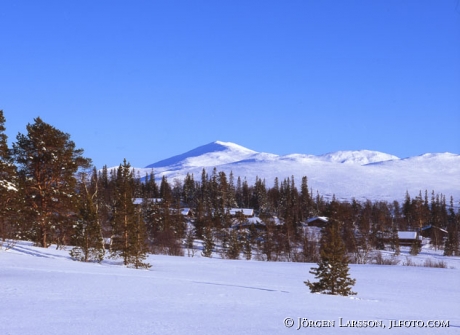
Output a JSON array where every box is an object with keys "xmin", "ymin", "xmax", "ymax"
[{"xmin": 1, "ymin": 242, "xmax": 459, "ymax": 335}]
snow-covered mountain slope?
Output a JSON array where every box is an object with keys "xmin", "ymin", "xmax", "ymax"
[
  {"xmin": 317, "ymin": 150, "xmax": 399, "ymax": 165},
  {"xmin": 132, "ymin": 141, "xmax": 460, "ymax": 203},
  {"xmin": 145, "ymin": 141, "xmax": 257, "ymax": 169}
]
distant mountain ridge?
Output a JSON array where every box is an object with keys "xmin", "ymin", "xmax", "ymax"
[
  {"xmin": 316, "ymin": 150, "xmax": 399, "ymax": 165},
  {"xmin": 146, "ymin": 141, "xmax": 399, "ymax": 168},
  {"xmin": 129, "ymin": 141, "xmax": 460, "ymax": 203}
]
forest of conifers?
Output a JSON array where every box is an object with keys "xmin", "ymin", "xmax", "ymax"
[{"xmin": 1, "ymin": 111, "xmax": 459, "ymax": 268}]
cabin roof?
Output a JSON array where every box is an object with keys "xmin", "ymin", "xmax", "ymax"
[
  {"xmin": 398, "ymin": 231, "xmax": 419, "ymax": 240},
  {"xmin": 229, "ymin": 208, "xmax": 254, "ymax": 216},
  {"xmin": 132, "ymin": 198, "xmax": 163, "ymax": 205},
  {"xmin": 306, "ymin": 216, "xmax": 329, "ymax": 224}
]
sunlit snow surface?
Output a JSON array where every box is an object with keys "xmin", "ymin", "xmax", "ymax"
[
  {"xmin": 1, "ymin": 241, "xmax": 460, "ymax": 335},
  {"xmin": 125, "ymin": 141, "xmax": 460, "ymax": 204}
]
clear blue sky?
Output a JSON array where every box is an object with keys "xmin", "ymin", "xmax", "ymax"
[{"xmin": 1, "ymin": 0, "xmax": 459, "ymax": 168}]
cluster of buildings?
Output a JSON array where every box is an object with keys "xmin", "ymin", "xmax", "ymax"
[{"xmin": 133, "ymin": 198, "xmax": 447, "ymax": 247}]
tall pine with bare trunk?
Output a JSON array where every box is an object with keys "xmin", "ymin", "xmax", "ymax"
[{"xmin": 12, "ymin": 117, "xmax": 91, "ymax": 247}]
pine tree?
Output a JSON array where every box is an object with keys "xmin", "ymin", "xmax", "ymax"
[
  {"xmin": 0, "ymin": 110, "xmax": 21, "ymax": 246},
  {"xmin": 300, "ymin": 176, "xmax": 312, "ymax": 221},
  {"xmin": 243, "ymin": 231, "xmax": 252, "ymax": 260},
  {"xmin": 299, "ymin": 229, "xmax": 320, "ymax": 263},
  {"xmin": 390, "ymin": 223, "xmax": 400, "ymax": 256},
  {"xmin": 444, "ymin": 197, "xmax": 459, "ymax": 256},
  {"xmin": 111, "ymin": 160, "xmax": 150, "ymax": 268},
  {"xmin": 225, "ymin": 229, "xmax": 241, "ymax": 259},
  {"xmin": 228, "ymin": 171, "xmax": 236, "ymax": 208},
  {"xmin": 409, "ymin": 232, "xmax": 421, "ymax": 256},
  {"xmin": 70, "ymin": 170, "xmax": 105, "ymax": 262},
  {"xmin": 261, "ymin": 216, "xmax": 276, "ymax": 261},
  {"xmin": 159, "ymin": 175, "xmax": 172, "ymax": 203},
  {"xmin": 111, "ymin": 160, "xmax": 135, "ymax": 261},
  {"xmin": 201, "ymin": 225, "xmax": 214, "ymax": 257},
  {"xmin": 185, "ymin": 227, "xmax": 195, "ymax": 257},
  {"xmin": 129, "ymin": 207, "xmax": 151, "ymax": 269},
  {"xmin": 235, "ymin": 176, "xmax": 243, "ymax": 208},
  {"xmin": 12, "ymin": 117, "xmax": 91, "ymax": 247},
  {"xmin": 305, "ymin": 220, "xmax": 356, "ymax": 296},
  {"xmin": 183, "ymin": 173, "xmax": 196, "ymax": 207}
]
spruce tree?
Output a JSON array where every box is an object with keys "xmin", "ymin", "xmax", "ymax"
[{"xmin": 305, "ymin": 220, "xmax": 356, "ymax": 296}]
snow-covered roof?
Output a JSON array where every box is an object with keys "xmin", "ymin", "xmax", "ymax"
[
  {"xmin": 398, "ymin": 231, "xmax": 419, "ymax": 240},
  {"xmin": 245, "ymin": 217, "xmax": 261, "ymax": 224},
  {"xmin": 231, "ymin": 216, "xmax": 282, "ymax": 229},
  {"xmin": 229, "ymin": 208, "xmax": 254, "ymax": 216},
  {"xmin": 307, "ymin": 216, "xmax": 329, "ymax": 224},
  {"xmin": 132, "ymin": 198, "xmax": 163, "ymax": 205},
  {"xmin": 181, "ymin": 208, "xmax": 192, "ymax": 216}
]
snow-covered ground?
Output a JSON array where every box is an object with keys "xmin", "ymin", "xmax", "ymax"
[{"xmin": 1, "ymin": 241, "xmax": 459, "ymax": 335}]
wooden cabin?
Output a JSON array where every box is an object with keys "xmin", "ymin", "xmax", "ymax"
[{"xmin": 397, "ymin": 231, "xmax": 422, "ymax": 246}]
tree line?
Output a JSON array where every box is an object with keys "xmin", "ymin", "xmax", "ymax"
[{"xmin": 1, "ymin": 112, "xmax": 459, "ymax": 268}]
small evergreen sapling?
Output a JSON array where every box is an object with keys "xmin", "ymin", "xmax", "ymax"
[{"xmin": 305, "ymin": 220, "xmax": 356, "ymax": 296}]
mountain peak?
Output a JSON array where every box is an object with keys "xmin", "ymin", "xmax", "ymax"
[
  {"xmin": 213, "ymin": 141, "xmax": 257, "ymax": 153},
  {"xmin": 145, "ymin": 141, "xmax": 257, "ymax": 169}
]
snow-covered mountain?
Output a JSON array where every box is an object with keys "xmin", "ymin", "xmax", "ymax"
[
  {"xmin": 145, "ymin": 141, "xmax": 257, "ymax": 170},
  {"xmin": 131, "ymin": 141, "xmax": 460, "ymax": 203}
]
